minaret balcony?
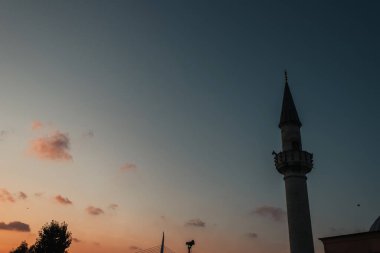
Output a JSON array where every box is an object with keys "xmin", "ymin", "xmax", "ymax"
[{"xmin": 273, "ymin": 150, "xmax": 313, "ymax": 174}]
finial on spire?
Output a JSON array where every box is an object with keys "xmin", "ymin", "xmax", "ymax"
[{"xmin": 285, "ymin": 70, "xmax": 288, "ymax": 84}]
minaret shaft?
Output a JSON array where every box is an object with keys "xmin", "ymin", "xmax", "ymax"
[
  {"xmin": 284, "ymin": 173, "xmax": 314, "ymax": 253},
  {"xmin": 274, "ymin": 73, "xmax": 314, "ymax": 253}
]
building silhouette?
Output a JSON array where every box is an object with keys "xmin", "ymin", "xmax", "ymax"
[
  {"xmin": 319, "ymin": 216, "xmax": 380, "ymax": 252},
  {"xmin": 136, "ymin": 73, "xmax": 380, "ymax": 253},
  {"xmin": 273, "ymin": 72, "xmax": 315, "ymax": 253},
  {"xmin": 273, "ymin": 73, "xmax": 380, "ymax": 253}
]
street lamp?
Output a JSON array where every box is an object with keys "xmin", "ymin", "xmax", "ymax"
[{"xmin": 185, "ymin": 240, "xmax": 195, "ymax": 253}]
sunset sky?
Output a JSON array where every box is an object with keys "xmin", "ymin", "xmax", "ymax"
[{"xmin": 0, "ymin": 1, "xmax": 380, "ymax": 253}]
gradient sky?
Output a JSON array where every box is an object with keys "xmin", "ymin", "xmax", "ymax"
[{"xmin": 0, "ymin": 1, "xmax": 379, "ymax": 253}]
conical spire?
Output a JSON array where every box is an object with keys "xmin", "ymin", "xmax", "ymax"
[
  {"xmin": 279, "ymin": 71, "xmax": 302, "ymax": 128},
  {"xmin": 160, "ymin": 232, "xmax": 165, "ymax": 253}
]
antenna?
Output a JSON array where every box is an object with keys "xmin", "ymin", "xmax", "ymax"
[
  {"xmin": 285, "ymin": 70, "xmax": 288, "ymax": 84},
  {"xmin": 160, "ymin": 232, "xmax": 164, "ymax": 253}
]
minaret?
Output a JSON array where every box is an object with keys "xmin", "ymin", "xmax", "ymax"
[{"xmin": 273, "ymin": 72, "xmax": 315, "ymax": 253}]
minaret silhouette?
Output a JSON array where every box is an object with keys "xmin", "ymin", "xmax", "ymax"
[{"xmin": 273, "ymin": 72, "xmax": 315, "ymax": 253}]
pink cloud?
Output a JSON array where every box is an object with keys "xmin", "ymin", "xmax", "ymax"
[
  {"xmin": 0, "ymin": 221, "xmax": 30, "ymax": 232},
  {"xmin": 0, "ymin": 130, "xmax": 11, "ymax": 140},
  {"xmin": 31, "ymin": 121, "xmax": 43, "ymax": 130},
  {"xmin": 129, "ymin": 245, "xmax": 142, "ymax": 251},
  {"xmin": 0, "ymin": 189, "xmax": 15, "ymax": 203},
  {"xmin": 30, "ymin": 131, "xmax": 72, "ymax": 160},
  {"xmin": 185, "ymin": 218, "xmax": 206, "ymax": 227},
  {"xmin": 34, "ymin": 192, "xmax": 44, "ymax": 197},
  {"xmin": 246, "ymin": 232, "xmax": 258, "ymax": 239},
  {"xmin": 72, "ymin": 238, "xmax": 81, "ymax": 243},
  {"xmin": 86, "ymin": 206, "xmax": 104, "ymax": 216},
  {"xmin": 108, "ymin": 204, "xmax": 118, "ymax": 210},
  {"xmin": 82, "ymin": 130, "xmax": 94, "ymax": 138},
  {"xmin": 120, "ymin": 163, "xmax": 137, "ymax": 172},
  {"xmin": 18, "ymin": 192, "xmax": 27, "ymax": 200},
  {"xmin": 55, "ymin": 195, "xmax": 73, "ymax": 205},
  {"xmin": 251, "ymin": 205, "xmax": 287, "ymax": 222}
]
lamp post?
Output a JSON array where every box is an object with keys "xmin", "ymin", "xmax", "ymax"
[{"xmin": 186, "ymin": 240, "xmax": 195, "ymax": 253}]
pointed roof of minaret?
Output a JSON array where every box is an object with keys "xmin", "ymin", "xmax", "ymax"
[{"xmin": 279, "ymin": 71, "xmax": 302, "ymax": 128}]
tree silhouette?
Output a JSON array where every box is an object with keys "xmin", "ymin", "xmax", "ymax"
[
  {"xmin": 10, "ymin": 241, "xmax": 28, "ymax": 253},
  {"xmin": 32, "ymin": 220, "xmax": 72, "ymax": 253},
  {"xmin": 10, "ymin": 221, "xmax": 72, "ymax": 253}
]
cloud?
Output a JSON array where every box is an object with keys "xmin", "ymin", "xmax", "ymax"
[
  {"xmin": 246, "ymin": 232, "xmax": 258, "ymax": 239},
  {"xmin": 86, "ymin": 206, "xmax": 104, "ymax": 216},
  {"xmin": 72, "ymin": 238, "xmax": 81, "ymax": 243},
  {"xmin": 0, "ymin": 221, "xmax": 30, "ymax": 232},
  {"xmin": 0, "ymin": 129, "xmax": 12, "ymax": 140},
  {"xmin": 82, "ymin": 130, "xmax": 94, "ymax": 138},
  {"xmin": 34, "ymin": 192, "xmax": 44, "ymax": 197},
  {"xmin": 18, "ymin": 192, "xmax": 27, "ymax": 200},
  {"xmin": 55, "ymin": 195, "xmax": 73, "ymax": 205},
  {"xmin": 120, "ymin": 163, "xmax": 137, "ymax": 172},
  {"xmin": 32, "ymin": 121, "xmax": 43, "ymax": 130},
  {"xmin": 0, "ymin": 189, "xmax": 15, "ymax": 203},
  {"xmin": 108, "ymin": 204, "xmax": 118, "ymax": 210},
  {"xmin": 251, "ymin": 205, "xmax": 287, "ymax": 222},
  {"xmin": 30, "ymin": 131, "xmax": 72, "ymax": 160},
  {"xmin": 129, "ymin": 246, "xmax": 142, "ymax": 251},
  {"xmin": 185, "ymin": 218, "xmax": 206, "ymax": 227}
]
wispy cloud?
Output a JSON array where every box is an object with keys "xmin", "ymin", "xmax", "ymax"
[
  {"xmin": 0, "ymin": 221, "xmax": 30, "ymax": 232},
  {"xmin": 72, "ymin": 238, "xmax": 81, "ymax": 243},
  {"xmin": 30, "ymin": 131, "xmax": 72, "ymax": 160},
  {"xmin": 0, "ymin": 189, "xmax": 15, "ymax": 203},
  {"xmin": 55, "ymin": 195, "xmax": 73, "ymax": 205},
  {"xmin": 108, "ymin": 204, "xmax": 118, "ymax": 210},
  {"xmin": 31, "ymin": 121, "xmax": 43, "ymax": 130},
  {"xmin": 82, "ymin": 130, "xmax": 94, "ymax": 138},
  {"xmin": 185, "ymin": 218, "xmax": 206, "ymax": 227},
  {"xmin": 120, "ymin": 163, "xmax": 137, "ymax": 172},
  {"xmin": 129, "ymin": 245, "xmax": 142, "ymax": 251},
  {"xmin": 86, "ymin": 206, "xmax": 104, "ymax": 216},
  {"xmin": 18, "ymin": 192, "xmax": 27, "ymax": 200},
  {"xmin": 251, "ymin": 205, "xmax": 286, "ymax": 222},
  {"xmin": 0, "ymin": 129, "xmax": 12, "ymax": 140},
  {"xmin": 246, "ymin": 232, "xmax": 258, "ymax": 239},
  {"xmin": 34, "ymin": 192, "xmax": 44, "ymax": 197}
]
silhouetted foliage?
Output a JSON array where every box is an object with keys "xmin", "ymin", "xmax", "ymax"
[
  {"xmin": 10, "ymin": 221, "xmax": 72, "ymax": 253},
  {"xmin": 10, "ymin": 241, "xmax": 28, "ymax": 253},
  {"xmin": 10, "ymin": 220, "xmax": 72, "ymax": 253},
  {"xmin": 33, "ymin": 220, "xmax": 72, "ymax": 253}
]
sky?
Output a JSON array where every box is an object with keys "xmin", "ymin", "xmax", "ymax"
[{"xmin": 0, "ymin": 1, "xmax": 379, "ymax": 253}]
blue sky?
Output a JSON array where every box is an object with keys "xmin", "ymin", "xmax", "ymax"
[{"xmin": 0, "ymin": 1, "xmax": 379, "ymax": 253}]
